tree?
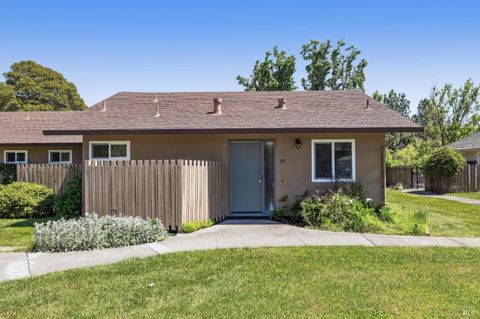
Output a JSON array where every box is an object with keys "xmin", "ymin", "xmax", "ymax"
[
  {"xmin": 301, "ymin": 39, "xmax": 367, "ymax": 91},
  {"xmin": 373, "ymin": 90, "xmax": 411, "ymax": 118},
  {"xmin": 415, "ymin": 79, "xmax": 480, "ymax": 146},
  {"xmin": 0, "ymin": 60, "xmax": 87, "ymax": 111},
  {"xmin": 423, "ymin": 147, "xmax": 465, "ymax": 180},
  {"xmin": 373, "ymin": 89, "xmax": 416, "ymax": 151},
  {"xmin": 236, "ymin": 47, "xmax": 296, "ymax": 91},
  {"xmin": 0, "ymin": 83, "xmax": 19, "ymax": 111}
]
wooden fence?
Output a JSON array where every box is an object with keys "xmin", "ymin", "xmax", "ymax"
[
  {"xmin": 16, "ymin": 164, "xmax": 81, "ymax": 193},
  {"xmin": 386, "ymin": 166, "xmax": 423, "ymax": 188},
  {"xmin": 84, "ymin": 160, "xmax": 228, "ymax": 230},
  {"xmin": 425, "ymin": 164, "xmax": 479, "ymax": 193}
]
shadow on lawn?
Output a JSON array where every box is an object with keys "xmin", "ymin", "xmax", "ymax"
[{"xmin": 6, "ymin": 217, "xmax": 60, "ymax": 228}]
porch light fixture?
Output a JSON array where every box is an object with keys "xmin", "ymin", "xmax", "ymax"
[{"xmin": 295, "ymin": 138, "xmax": 302, "ymax": 149}]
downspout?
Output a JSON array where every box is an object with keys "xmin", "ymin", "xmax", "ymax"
[{"xmin": 381, "ymin": 145, "xmax": 386, "ymax": 204}]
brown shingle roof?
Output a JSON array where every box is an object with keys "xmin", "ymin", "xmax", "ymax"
[
  {"xmin": 0, "ymin": 112, "xmax": 82, "ymax": 145},
  {"xmin": 45, "ymin": 90, "xmax": 422, "ymax": 134}
]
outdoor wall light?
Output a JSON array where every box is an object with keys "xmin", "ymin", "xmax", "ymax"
[{"xmin": 295, "ymin": 138, "xmax": 302, "ymax": 149}]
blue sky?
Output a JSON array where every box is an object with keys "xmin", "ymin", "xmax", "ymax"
[{"xmin": 1, "ymin": 0, "xmax": 479, "ymax": 113}]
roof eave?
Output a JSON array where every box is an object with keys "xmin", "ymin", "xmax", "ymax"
[
  {"xmin": 0, "ymin": 142, "xmax": 83, "ymax": 147},
  {"xmin": 44, "ymin": 126, "xmax": 424, "ymax": 135}
]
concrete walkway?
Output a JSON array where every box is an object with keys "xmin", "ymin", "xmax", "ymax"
[
  {"xmin": 1, "ymin": 219, "xmax": 480, "ymax": 282},
  {"xmin": 405, "ymin": 190, "xmax": 480, "ymax": 206}
]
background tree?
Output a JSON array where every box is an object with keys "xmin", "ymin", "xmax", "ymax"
[
  {"xmin": 415, "ymin": 79, "xmax": 480, "ymax": 146},
  {"xmin": 236, "ymin": 47, "xmax": 296, "ymax": 91},
  {"xmin": 0, "ymin": 60, "xmax": 87, "ymax": 111},
  {"xmin": 423, "ymin": 147, "xmax": 465, "ymax": 192},
  {"xmin": 0, "ymin": 82, "xmax": 19, "ymax": 111},
  {"xmin": 301, "ymin": 39, "xmax": 367, "ymax": 91},
  {"xmin": 373, "ymin": 89, "xmax": 416, "ymax": 151}
]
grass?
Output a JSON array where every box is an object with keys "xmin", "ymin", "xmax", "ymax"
[
  {"xmin": 0, "ymin": 247, "xmax": 479, "ymax": 318},
  {"xmin": 447, "ymin": 192, "xmax": 480, "ymax": 200},
  {"xmin": 182, "ymin": 219, "xmax": 215, "ymax": 233},
  {"xmin": 0, "ymin": 217, "xmax": 58, "ymax": 251},
  {"xmin": 386, "ymin": 190, "xmax": 480, "ymax": 237}
]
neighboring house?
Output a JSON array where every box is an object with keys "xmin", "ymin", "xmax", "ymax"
[
  {"xmin": 449, "ymin": 132, "xmax": 480, "ymax": 164},
  {"xmin": 0, "ymin": 112, "xmax": 82, "ymax": 165},
  {"xmin": 38, "ymin": 90, "xmax": 422, "ymax": 212}
]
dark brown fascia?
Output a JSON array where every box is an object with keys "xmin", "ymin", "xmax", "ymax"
[
  {"xmin": 0, "ymin": 142, "xmax": 82, "ymax": 147},
  {"xmin": 44, "ymin": 126, "xmax": 424, "ymax": 135}
]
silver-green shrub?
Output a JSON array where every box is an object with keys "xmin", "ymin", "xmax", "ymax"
[{"xmin": 34, "ymin": 214, "xmax": 167, "ymax": 252}]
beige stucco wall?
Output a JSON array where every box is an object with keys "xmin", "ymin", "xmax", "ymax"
[
  {"xmin": 83, "ymin": 133, "xmax": 386, "ymax": 207},
  {"xmin": 459, "ymin": 149, "xmax": 480, "ymax": 163},
  {"xmin": 0, "ymin": 145, "xmax": 83, "ymax": 164}
]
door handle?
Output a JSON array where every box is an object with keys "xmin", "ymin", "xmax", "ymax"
[{"xmin": 258, "ymin": 179, "xmax": 262, "ymax": 183}]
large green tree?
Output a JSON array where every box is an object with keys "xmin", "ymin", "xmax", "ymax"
[
  {"xmin": 373, "ymin": 90, "xmax": 411, "ymax": 118},
  {"xmin": 414, "ymin": 79, "xmax": 480, "ymax": 146},
  {"xmin": 301, "ymin": 39, "xmax": 367, "ymax": 91},
  {"xmin": 0, "ymin": 60, "xmax": 86, "ymax": 111},
  {"xmin": 236, "ymin": 47, "xmax": 296, "ymax": 91},
  {"xmin": 373, "ymin": 89, "xmax": 416, "ymax": 151}
]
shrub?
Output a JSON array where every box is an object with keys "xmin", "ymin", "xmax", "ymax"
[
  {"xmin": 53, "ymin": 170, "xmax": 82, "ymax": 217},
  {"xmin": 422, "ymin": 147, "xmax": 465, "ymax": 179},
  {"xmin": 271, "ymin": 191, "xmax": 308, "ymax": 225},
  {"xmin": 182, "ymin": 219, "xmax": 215, "ymax": 233},
  {"xmin": 299, "ymin": 189, "xmax": 388, "ymax": 233},
  {"xmin": 0, "ymin": 182, "xmax": 54, "ymax": 218},
  {"xmin": 0, "ymin": 164, "xmax": 16, "ymax": 185},
  {"xmin": 375, "ymin": 205, "xmax": 396, "ymax": 223},
  {"xmin": 34, "ymin": 214, "xmax": 167, "ymax": 252},
  {"xmin": 345, "ymin": 203, "xmax": 383, "ymax": 233},
  {"xmin": 344, "ymin": 182, "xmax": 366, "ymax": 201},
  {"xmin": 300, "ymin": 191, "xmax": 354, "ymax": 228},
  {"xmin": 270, "ymin": 208, "xmax": 304, "ymax": 225}
]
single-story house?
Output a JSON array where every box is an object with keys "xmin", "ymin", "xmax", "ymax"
[
  {"xmin": 449, "ymin": 132, "xmax": 480, "ymax": 164},
  {"xmin": 34, "ymin": 90, "xmax": 423, "ymax": 215},
  {"xmin": 0, "ymin": 112, "xmax": 82, "ymax": 165}
]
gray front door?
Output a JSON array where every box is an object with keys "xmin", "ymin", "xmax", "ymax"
[{"xmin": 229, "ymin": 141, "xmax": 264, "ymax": 213}]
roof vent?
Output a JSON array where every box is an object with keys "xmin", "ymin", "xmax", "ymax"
[
  {"xmin": 366, "ymin": 99, "xmax": 371, "ymax": 110},
  {"xmin": 153, "ymin": 93, "xmax": 158, "ymax": 103},
  {"xmin": 276, "ymin": 98, "xmax": 287, "ymax": 109},
  {"xmin": 100, "ymin": 101, "xmax": 107, "ymax": 112},
  {"xmin": 212, "ymin": 97, "xmax": 222, "ymax": 115},
  {"xmin": 154, "ymin": 105, "xmax": 160, "ymax": 118},
  {"xmin": 26, "ymin": 112, "xmax": 30, "ymax": 120}
]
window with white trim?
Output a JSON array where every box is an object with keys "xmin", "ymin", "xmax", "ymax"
[
  {"xmin": 311, "ymin": 140, "xmax": 355, "ymax": 182},
  {"xmin": 48, "ymin": 150, "xmax": 72, "ymax": 164},
  {"xmin": 89, "ymin": 141, "xmax": 130, "ymax": 160},
  {"xmin": 4, "ymin": 151, "xmax": 28, "ymax": 164}
]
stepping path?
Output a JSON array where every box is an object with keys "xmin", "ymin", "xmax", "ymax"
[
  {"xmin": 1, "ymin": 219, "xmax": 480, "ymax": 282},
  {"xmin": 405, "ymin": 190, "xmax": 480, "ymax": 206}
]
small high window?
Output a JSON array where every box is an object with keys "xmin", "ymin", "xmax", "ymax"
[
  {"xmin": 4, "ymin": 151, "xmax": 28, "ymax": 164},
  {"xmin": 89, "ymin": 141, "xmax": 130, "ymax": 160},
  {"xmin": 311, "ymin": 140, "xmax": 355, "ymax": 182},
  {"xmin": 49, "ymin": 150, "xmax": 72, "ymax": 164}
]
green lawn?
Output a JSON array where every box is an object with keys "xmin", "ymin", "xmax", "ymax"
[
  {"xmin": 0, "ymin": 217, "xmax": 58, "ymax": 251},
  {"xmin": 0, "ymin": 247, "xmax": 479, "ymax": 318},
  {"xmin": 386, "ymin": 190, "xmax": 480, "ymax": 237},
  {"xmin": 447, "ymin": 192, "xmax": 480, "ymax": 200}
]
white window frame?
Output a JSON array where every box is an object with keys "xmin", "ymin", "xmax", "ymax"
[
  {"xmin": 48, "ymin": 150, "xmax": 73, "ymax": 164},
  {"xmin": 89, "ymin": 141, "xmax": 131, "ymax": 161},
  {"xmin": 4, "ymin": 150, "xmax": 28, "ymax": 164},
  {"xmin": 311, "ymin": 139, "xmax": 356, "ymax": 182}
]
